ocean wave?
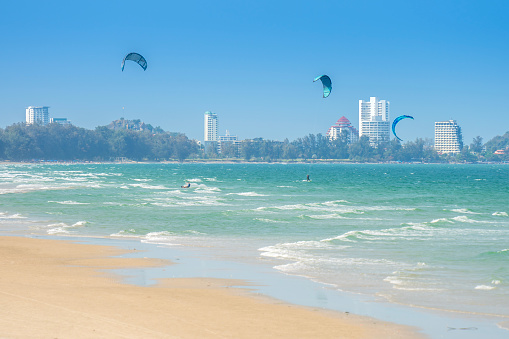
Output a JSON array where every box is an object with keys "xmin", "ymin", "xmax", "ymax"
[
  {"xmin": 475, "ymin": 285, "xmax": 496, "ymax": 290},
  {"xmin": 305, "ymin": 214, "xmax": 348, "ymax": 220},
  {"xmin": 48, "ymin": 200, "xmax": 90, "ymax": 205},
  {"xmin": 227, "ymin": 192, "xmax": 267, "ymax": 197},
  {"xmin": 45, "ymin": 220, "xmax": 89, "ymax": 234},
  {"xmin": 493, "ymin": 212, "xmax": 508, "ymax": 217},
  {"xmin": 128, "ymin": 183, "xmax": 167, "ymax": 190},
  {"xmin": 451, "ymin": 216, "xmax": 483, "ymax": 223},
  {"xmin": 193, "ymin": 186, "xmax": 221, "ymax": 193},
  {"xmin": 0, "ymin": 213, "xmax": 26, "ymax": 219},
  {"xmin": 141, "ymin": 231, "xmax": 179, "ymax": 246},
  {"xmin": 430, "ymin": 218, "xmax": 454, "ymax": 224},
  {"xmin": 451, "ymin": 208, "xmax": 481, "ymax": 215},
  {"xmin": 110, "ymin": 229, "xmax": 140, "ymax": 237},
  {"xmin": 254, "ymin": 218, "xmax": 289, "ymax": 223}
]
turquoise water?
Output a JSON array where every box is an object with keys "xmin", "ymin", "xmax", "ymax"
[{"xmin": 1, "ymin": 163, "xmax": 508, "ymax": 319}]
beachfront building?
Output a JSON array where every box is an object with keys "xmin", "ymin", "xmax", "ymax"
[
  {"xmin": 204, "ymin": 111, "xmax": 218, "ymax": 143},
  {"xmin": 326, "ymin": 116, "xmax": 359, "ymax": 143},
  {"xmin": 434, "ymin": 120, "xmax": 462, "ymax": 154},
  {"xmin": 50, "ymin": 118, "xmax": 70, "ymax": 125},
  {"xmin": 218, "ymin": 130, "xmax": 241, "ymax": 156},
  {"xmin": 358, "ymin": 97, "xmax": 390, "ymax": 146},
  {"xmin": 26, "ymin": 106, "xmax": 50, "ymax": 125}
]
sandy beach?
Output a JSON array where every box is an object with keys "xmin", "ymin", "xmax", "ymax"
[{"xmin": 0, "ymin": 236, "xmax": 424, "ymax": 338}]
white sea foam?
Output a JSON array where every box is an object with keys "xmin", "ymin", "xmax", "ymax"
[
  {"xmin": 451, "ymin": 216, "xmax": 482, "ymax": 223},
  {"xmin": 228, "ymin": 192, "xmax": 267, "ymax": 197},
  {"xmin": 193, "ymin": 186, "xmax": 221, "ymax": 193},
  {"xmin": 475, "ymin": 285, "xmax": 496, "ymax": 290},
  {"xmin": 110, "ymin": 229, "xmax": 140, "ymax": 237},
  {"xmin": 493, "ymin": 211, "xmax": 508, "ymax": 217},
  {"xmin": 307, "ymin": 214, "xmax": 347, "ymax": 220},
  {"xmin": 141, "ymin": 231, "xmax": 179, "ymax": 246},
  {"xmin": 254, "ymin": 218, "xmax": 289, "ymax": 223},
  {"xmin": 129, "ymin": 183, "xmax": 167, "ymax": 190},
  {"xmin": 451, "ymin": 208, "xmax": 481, "ymax": 215},
  {"xmin": 430, "ymin": 218, "xmax": 454, "ymax": 224},
  {"xmin": 0, "ymin": 213, "xmax": 26, "ymax": 219},
  {"xmin": 47, "ymin": 227, "xmax": 70, "ymax": 234},
  {"xmin": 48, "ymin": 200, "xmax": 90, "ymax": 205}
]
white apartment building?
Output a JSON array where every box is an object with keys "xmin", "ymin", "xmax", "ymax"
[
  {"xmin": 326, "ymin": 116, "xmax": 359, "ymax": 143},
  {"xmin": 218, "ymin": 130, "xmax": 240, "ymax": 155},
  {"xmin": 26, "ymin": 106, "xmax": 49, "ymax": 125},
  {"xmin": 435, "ymin": 120, "xmax": 462, "ymax": 154},
  {"xmin": 359, "ymin": 97, "xmax": 390, "ymax": 145},
  {"xmin": 50, "ymin": 118, "xmax": 70, "ymax": 125},
  {"xmin": 204, "ymin": 111, "xmax": 218, "ymax": 142}
]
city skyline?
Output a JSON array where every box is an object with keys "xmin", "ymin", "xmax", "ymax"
[{"xmin": 1, "ymin": 1, "xmax": 509, "ymax": 144}]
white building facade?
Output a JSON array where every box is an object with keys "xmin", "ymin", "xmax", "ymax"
[
  {"xmin": 204, "ymin": 111, "xmax": 218, "ymax": 142},
  {"xmin": 434, "ymin": 120, "xmax": 462, "ymax": 154},
  {"xmin": 26, "ymin": 106, "xmax": 49, "ymax": 125},
  {"xmin": 358, "ymin": 97, "xmax": 390, "ymax": 145},
  {"xmin": 326, "ymin": 116, "xmax": 359, "ymax": 143},
  {"xmin": 50, "ymin": 118, "xmax": 70, "ymax": 125}
]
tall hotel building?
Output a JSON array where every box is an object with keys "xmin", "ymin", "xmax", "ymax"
[
  {"xmin": 358, "ymin": 97, "xmax": 390, "ymax": 145},
  {"xmin": 26, "ymin": 106, "xmax": 50, "ymax": 125},
  {"xmin": 204, "ymin": 111, "xmax": 218, "ymax": 143},
  {"xmin": 434, "ymin": 120, "xmax": 462, "ymax": 154}
]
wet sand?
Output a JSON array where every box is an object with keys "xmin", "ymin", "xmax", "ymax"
[{"xmin": 0, "ymin": 236, "xmax": 424, "ymax": 338}]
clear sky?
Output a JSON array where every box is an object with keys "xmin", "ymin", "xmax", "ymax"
[{"xmin": 2, "ymin": 0, "xmax": 508, "ymax": 144}]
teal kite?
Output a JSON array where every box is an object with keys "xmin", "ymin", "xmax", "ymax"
[
  {"xmin": 121, "ymin": 52, "xmax": 147, "ymax": 71},
  {"xmin": 392, "ymin": 115, "xmax": 414, "ymax": 141},
  {"xmin": 313, "ymin": 75, "xmax": 332, "ymax": 98}
]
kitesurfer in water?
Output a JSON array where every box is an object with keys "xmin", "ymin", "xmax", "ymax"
[
  {"xmin": 181, "ymin": 182, "xmax": 191, "ymax": 188},
  {"xmin": 306, "ymin": 174, "xmax": 310, "ymax": 182}
]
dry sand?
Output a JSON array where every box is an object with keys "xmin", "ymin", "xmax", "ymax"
[{"xmin": 0, "ymin": 236, "xmax": 425, "ymax": 338}]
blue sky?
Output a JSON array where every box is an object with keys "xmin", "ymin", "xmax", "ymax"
[{"xmin": 1, "ymin": 0, "xmax": 508, "ymax": 144}]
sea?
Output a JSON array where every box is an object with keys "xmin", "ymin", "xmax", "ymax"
[{"xmin": 1, "ymin": 163, "xmax": 508, "ymax": 336}]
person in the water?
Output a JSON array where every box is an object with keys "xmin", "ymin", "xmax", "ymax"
[
  {"xmin": 181, "ymin": 182, "xmax": 191, "ymax": 188},
  {"xmin": 306, "ymin": 174, "xmax": 310, "ymax": 181}
]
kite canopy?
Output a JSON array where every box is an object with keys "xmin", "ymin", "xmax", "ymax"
[
  {"xmin": 313, "ymin": 75, "xmax": 332, "ymax": 98},
  {"xmin": 392, "ymin": 115, "xmax": 414, "ymax": 141},
  {"xmin": 121, "ymin": 52, "xmax": 147, "ymax": 71}
]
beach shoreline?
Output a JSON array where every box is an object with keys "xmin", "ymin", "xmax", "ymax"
[{"xmin": 0, "ymin": 235, "xmax": 423, "ymax": 338}]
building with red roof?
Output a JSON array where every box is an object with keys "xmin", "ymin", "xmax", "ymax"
[{"xmin": 326, "ymin": 116, "xmax": 359, "ymax": 143}]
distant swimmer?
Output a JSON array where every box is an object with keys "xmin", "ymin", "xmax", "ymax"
[
  {"xmin": 306, "ymin": 174, "xmax": 310, "ymax": 182},
  {"xmin": 181, "ymin": 182, "xmax": 191, "ymax": 188}
]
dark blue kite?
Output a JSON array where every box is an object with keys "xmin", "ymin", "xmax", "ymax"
[
  {"xmin": 121, "ymin": 52, "xmax": 147, "ymax": 71},
  {"xmin": 392, "ymin": 115, "xmax": 414, "ymax": 141},
  {"xmin": 313, "ymin": 75, "xmax": 332, "ymax": 98}
]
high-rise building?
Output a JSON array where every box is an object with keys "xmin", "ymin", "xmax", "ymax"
[
  {"xmin": 26, "ymin": 106, "xmax": 49, "ymax": 125},
  {"xmin": 434, "ymin": 120, "xmax": 462, "ymax": 154},
  {"xmin": 358, "ymin": 97, "xmax": 390, "ymax": 145},
  {"xmin": 204, "ymin": 111, "xmax": 218, "ymax": 142},
  {"xmin": 326, "ymin": 116, "xmax": 359, "ymax": 143}
]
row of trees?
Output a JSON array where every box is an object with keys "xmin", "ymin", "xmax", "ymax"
[
  {"xmin": 0, "ymin": 122, "xmax": 508, "ymax": 162},
  {"xmin": 0, "ymin": 123, "xmax": 198, "ymax": 161}
]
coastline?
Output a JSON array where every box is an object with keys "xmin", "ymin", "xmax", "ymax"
[{"xmin": 0, "ymin": 235, "xmax": 423, "ymax": 339}]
